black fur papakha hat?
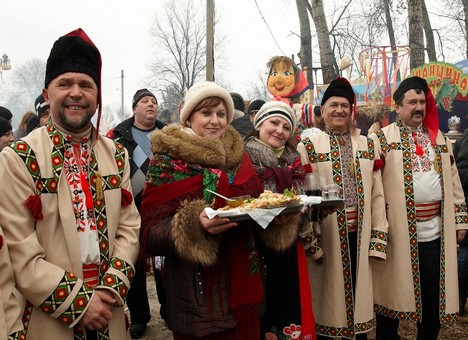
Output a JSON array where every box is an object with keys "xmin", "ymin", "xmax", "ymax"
[
  {"xmin": 45, "ymin": 28, "xmax": 101, "ymax": 88},
  {"xmin": 44, "ymin": 28, "xmax": 103, "ymax": 134},
  {"xmin": 321, "ymin": 77, "xmax": 355, "ymax": 107},
  {"xmin": 392, "ymin": 76, "xmax": 428, "ymax": 102}
]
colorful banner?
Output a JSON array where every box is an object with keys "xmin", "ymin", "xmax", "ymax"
[
  {"xmin": 412, "ymin": 62, "xmax": 468, "ymax": 95},
  {"xmin": 411, "ymin": 61, "xmax": 468, "ymax": 111}
]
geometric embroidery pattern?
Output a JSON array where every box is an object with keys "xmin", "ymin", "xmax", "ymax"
[
  {"xmin": 302, "ymin": 135, "xmax": 374, "ymax": 337},
  {"xmin": 370, "ymin": 229, "xmax": 388, "ymax": 254},
  {"xmin": 7, "ymin": 329, "xmax": 27, "ymax": 340},
  {"xmin": 48, "ymin": 125, "xmax": 67, "ymax": 184},
  {"xmin": 373, "ymin": 127, "xmax": 421, "ymax": 322},
  {"xmin": 73, "ymin": 324, "xmax": 85, "ymax": 340},
  {"xmin": 38, "ymin": 272, "xmax": 92, "ymax": 326},
  {"xmin": 302, "ymin": 231, "xmax": 321, "ymax": 258},
  {"xmin": 12, "ymin": 125, "xmax": 132, "ymax": 338},
  {"xmin": 455, "ymin": 203, "xmax": 468, "ymax": 225},
  {"xmin": 100, "ymin": 257, "xmax": 135, "ymax": 300},
  {"xmin": 10, "ymin": 141, "xmax": 42, "ymax": 194},
  {"xmin": 432, "ymin": 143, "xmax": 449, "ymax": 322},
  {"xmin": 89, "ymin": 147, "xmax": 110, "ymax": 278},
  {"xmin": 10, "ymin": 141, "xmax": 58, "ymax": 195},
  {"xmin": 373, "ymin": 125, "xmax": 458, "ymax": 323},
  {"xmin": 89, "ymin": 142, "xmax": 126, "ymax": 286},
  {"xmin": 15, "ymin": 300, "xmax": 33, "ymax": 339}
]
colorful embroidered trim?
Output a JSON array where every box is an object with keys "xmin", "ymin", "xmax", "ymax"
[
  {"xmin": 99, "ymin": 257, "xmax": 135, "ymax": 299},
  {"xmin": 38, "ymin": 272, "xmax": 93, "ymax": 326}
]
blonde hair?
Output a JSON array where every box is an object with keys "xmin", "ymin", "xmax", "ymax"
[{"xmin": 18, "ymin": 111, "xmax": 36, "ymax": 131}]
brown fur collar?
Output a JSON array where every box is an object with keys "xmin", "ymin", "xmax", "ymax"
[
  {"xmin": 151, "ymin": 125, "xmax": 244, "ymax": 170},
  {"xmin": 245, "ymin": 136, "xmax": 299, "ymax": 168}
]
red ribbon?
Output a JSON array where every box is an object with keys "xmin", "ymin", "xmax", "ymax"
[
  {"xmin": 80, "ymin": 172, "xmax": 94, "ymax": 210},
  {"xmin": 412, "ymin": 132, "xmax": 424, "ymax": 156}
]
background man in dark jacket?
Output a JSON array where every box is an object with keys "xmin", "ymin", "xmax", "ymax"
[
  {"xmin": 231, "ymin": 99, "xmax": 265, "ymax": 138},
  {"xmin": 107, "ymin": 88, "xmax": 166, "ymax": 338},
  {"xmin": 454, "ymin": 130, "xmax": 468, "ymax": 316}
]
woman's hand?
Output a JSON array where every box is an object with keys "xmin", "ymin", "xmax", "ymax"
[{"xmin": 199, "ymin": 209, "xmax": 239, "ymax": 235}]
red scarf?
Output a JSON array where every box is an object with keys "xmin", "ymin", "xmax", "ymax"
[{"xmin": 141, "ymin": 152, "xmax": 264, "ymax": 339}]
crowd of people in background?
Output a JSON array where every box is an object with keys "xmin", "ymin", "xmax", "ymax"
[{"xmin": 0, "ymin": 27, "xmax": 467, "ymax": 340}]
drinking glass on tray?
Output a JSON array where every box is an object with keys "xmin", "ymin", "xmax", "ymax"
[
  {"xmin": 305, "ymin": 172, "xmax": 321, "ymax": 197},
  {"xmin": 304, "ymin": 172, "xmax": 321, "ymax": 221}
]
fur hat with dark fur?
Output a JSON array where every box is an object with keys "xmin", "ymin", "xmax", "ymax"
[{"xmin": 45, "ymin": 28, "xmax": 101, "ymax": 88}]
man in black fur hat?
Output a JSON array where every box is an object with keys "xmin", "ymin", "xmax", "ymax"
[
  {"xmin": 370, "ymin": 76, "xmax": 468, "ymax": 339},
  {"xmin": 0, "ymin": 28, "xmax": 140, "ymax": 340},
  {"xmin": 298, "ymin": 77, "xmax": 388, "ymax": 339}
]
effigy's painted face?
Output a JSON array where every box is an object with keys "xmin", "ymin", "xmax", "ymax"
[{"xmin": 267, "ymin": 61, "xmax": 295, "ymax": 97}]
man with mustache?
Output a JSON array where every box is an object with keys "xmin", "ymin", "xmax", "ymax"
[
  {"xmin": 0, "ymin": 28, "xmax": 140, "ymax": 339},
  {"xmin": 370, "ymin": 76, "xmax": 468, "ymax": 339},
  {"xmin": 298, "ymin": 77, "xmax": 388, "ymax": 339}
]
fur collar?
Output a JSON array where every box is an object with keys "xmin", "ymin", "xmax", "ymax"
[
  {"xmin": 245, "ymin": 136, "xmax": 299, "ymax": 168},
  {"xmin": 150, "ymin": 125, "xmax": 244, "ymax": 170}
]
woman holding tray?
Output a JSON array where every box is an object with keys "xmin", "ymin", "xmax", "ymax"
[
  {"xmin": 244, "ymin": 99, "xmax": 316, "ymax": 340},
  {"xmin": 140, "ymin": 81, "xmax": 301, "ymax": 340}
]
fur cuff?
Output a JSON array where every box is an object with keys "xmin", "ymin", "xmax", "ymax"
[
  {"xmin": 172, "ymin": 199, "xmax": 222, "ymax": 267},
  {"xmin": 257, "ymin": 213, "xmax": 301, "ymax": 251}
]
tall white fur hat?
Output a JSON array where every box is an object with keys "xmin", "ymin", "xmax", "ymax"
[{"xmin": 180, "ymin": 81, "xmax": 234, "ymax": 125}]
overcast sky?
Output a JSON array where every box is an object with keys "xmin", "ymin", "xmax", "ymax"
[
  {"xmin": 0, "ymin": 0, "xmax": 462, "ymax": 123},
  {"xmin": 0, "ymin": 0, "xmax": 300, "ymax": 116}
]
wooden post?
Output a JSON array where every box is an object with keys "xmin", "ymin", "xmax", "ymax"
[{"xmin": 206, "ymin": 0, "xmax": 214, "ymax": 81}]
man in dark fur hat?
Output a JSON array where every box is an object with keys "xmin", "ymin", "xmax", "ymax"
[
  {"xmin": 370, "ymin": 76, "xmax": 468, "ymax": 339},
  {"xmin": 0, "ymin": 28, "xmax": 140, "ymax": 340},
  {"xmin": 298, "ymin": 77, "xmax": 388, "ymax": 339}
]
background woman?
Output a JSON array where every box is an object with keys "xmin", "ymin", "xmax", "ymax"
[
  {"xmin": 140, "ymin": 82, "xmax": 301, "ymax": 340},
  {"xmin": 13, "ymin": 110, "xmax": 35, "ymax": 140}
]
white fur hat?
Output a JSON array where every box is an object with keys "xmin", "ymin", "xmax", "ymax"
[
  {"xmin": 180, "ymin": 81, "xmax": 234, "ymax": 125},
  {"xmin": 254, "ymin": 100, "xmax": 296, "ymax": 132}
]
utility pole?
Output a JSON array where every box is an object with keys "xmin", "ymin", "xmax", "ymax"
[
  {"xmin": 121, "ymin": 69, "xmax": 124, "ymax": 119},
  {"xmin": 206, "ymin": 0, "xmax": 214, "ymax": 81}
]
